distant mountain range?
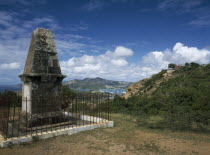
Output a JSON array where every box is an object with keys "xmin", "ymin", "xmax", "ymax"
[
  {"xmin": 0, "ymin": 84, "xmax": 22, "ymax": 93},
  {"xmin": 0, "ymin": 77, "xmax": 133, "ymax": 93},
  {"xmin": 64, "ymin": 77, "xmax": 133, "ymax": 90}
]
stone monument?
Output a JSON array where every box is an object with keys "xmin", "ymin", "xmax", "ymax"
[{"xmin": 19, "ymin": 28, "xmax": 66, "ymax": 122}]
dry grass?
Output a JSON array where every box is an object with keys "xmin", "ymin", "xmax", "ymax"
[{"xmin": 1, "ymin": 113, "xmax": 210, "ymax": 155}]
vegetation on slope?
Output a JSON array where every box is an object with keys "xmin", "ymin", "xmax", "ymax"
[
  {"xmin": 124, "ymin": 69, "xmax": 168, "ymax": 98},
  {"xmin": 113, "ymin": 62, "xmax": 210, "ymax": 132}
]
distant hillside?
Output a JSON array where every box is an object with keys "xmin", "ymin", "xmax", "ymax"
[
  {"xmin": 124, "ymin": 69, "xmax": 169, "ymax": 98},
  {"xmin": 124, "ymin": 62, "xmax": 207, "ymax": 98},
  {"xmin": 0, "ymin": 84, "xmax": 21, "ymax": 93},
  {"xmin": 0, "ymin": 77, "xmax": 132, "ymax": 93},
  {"xmin": 64, "ymin": 77, "xmax": 132, "ymax": 90}
]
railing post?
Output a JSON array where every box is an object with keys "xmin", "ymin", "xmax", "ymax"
[
  {"xmin": 99, "ymin": 93, "xmax": 101, "ymax": 123},
  {"xmin": 11, "ymin": 100, "xmax": 16, "ymax": 137},
  {"xmin": 5, "ymin": 99, "xmax": 10, "ymax": 139},
  {"xmin": 30, "ymin": 98, "xmax": 33, "ymax": 136},
  {"xmin": 76, "ymin": 93, "xmax": 78, "ymax": 127},
  {"xmin": 26, "ymin": 97, "xmax": 28, "ymax": 136},
  {"xmin": 108, "ymin": 93, "xmax": 110, "ymax": 121},
  {"xmin": 93, "ymin": 93, "xmax": 94, "ymax": 124},
  {"xmin": 83, "ymin": 93, "xmax": 85, "ymax": 126},
  {"xmin": 35, "ymin": 97, "xmax": 38, "ymax": 135},
  {"xmin": 17, "ymin": 99, "xmax": 21, "ymax": 138}
]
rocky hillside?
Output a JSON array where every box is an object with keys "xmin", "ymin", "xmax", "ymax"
[
  {"xmin": 64, "ymin": 77, "xmax": 132, "ymax": 90},
  {"xmin": 124, "ymin": 62, "xmax": 206, "ymax": 99},
  {"xmin": 124, "ymin": 68, "xmax": 178, "ymax": 98},
  {"xmin": 124, "ymin": 78, "xmax": 148, "ymax": 99}
]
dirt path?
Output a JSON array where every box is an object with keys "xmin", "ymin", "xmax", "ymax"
[{"xmin": 1, "ymin": 114, "xmax": 210, "ymax": 155}]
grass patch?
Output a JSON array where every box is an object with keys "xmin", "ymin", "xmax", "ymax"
[
  {"xmin": 143, "ymin": 140, "xmax": 164, "ymax": 153},
  {"xmin": 112, "ymin": 113, "xmax": 210, "ymax": 142},
  {"xmin": 87, "ymin": 145, "xmax": 109, "ymax": 152},
  {"xmin": 1, "ymin": 113, "xmax": 209, "ymax": 155}
]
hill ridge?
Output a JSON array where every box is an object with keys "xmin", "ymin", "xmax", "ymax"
[{"xmin": 64, "ymin": 77, "xmax": 133, "ymax": 90}]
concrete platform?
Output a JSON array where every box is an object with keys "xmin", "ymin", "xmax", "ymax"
[{"xmin": 0, "ymin": 114, "xmax": 114, "ymax": 148}]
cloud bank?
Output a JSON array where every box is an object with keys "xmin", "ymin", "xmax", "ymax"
[
  {"xmin": 0, "ymin": 63, "xmax": 20, "ymax": 70},
  {"xmin": 61, "ymin": 42, "xmax": 210, "ymax": 82}
]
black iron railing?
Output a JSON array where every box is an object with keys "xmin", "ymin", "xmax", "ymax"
[{"xmin": 0, "ymin": 93, "xmax": 112, "ymax": 139}]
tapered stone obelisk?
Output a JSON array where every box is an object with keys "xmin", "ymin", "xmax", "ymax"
[{"xmin": 19, "ymin": 28, "xmax": 66, "ymax": 115}]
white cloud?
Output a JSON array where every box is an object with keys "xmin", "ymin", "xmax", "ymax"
[
  {"xmin": 111, "ymin": 59, "xmax": 128, "ymax": 66},
  {"xmin": 60, "ymin": 46, "xmax": 133, "ymax": 81},
  {"xmin": 158, "ymin": 0, "xmax": 204, "ymax": 12},
  {"xmin": 0, "ymin": 0, "xmax": 47, "ymax": 6},
  {"xmin": 157, "ymin": 0, "xmax": 210, "ymax": 27},
  {"xmin": 55, "ymin": 39, "xmax": 85, "ymax": 52},
  {"xmin": 189, "ymin": 15, "xmax": 210, "ymax": 27},
  {"xmin": 141, "ymin": 42, "xmax": 210, "ymax": 75},
  {"xmin": 114, "ymin": 46, "xmax": 134, "ymax": 57},
  {"xmin": 171, "ymin": 42, "xmax": 210, "ymax": 63},
  {"xmin": 61, "ymin": 43, "xmax": 210, "ymax": 82},
  {"xmin": 0, "ymin": 11, "xmax": 13, "ymax": 26},
  {"xmin": 81, "ymin": 0, "xmax": 104, "ymax": 11},
  {"xmin": 0, "ymin": 62, "xmax": 20, "ymax": 70}
]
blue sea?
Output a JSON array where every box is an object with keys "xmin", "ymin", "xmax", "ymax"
[
  {"xmin": 74, "ymin": 89, "xmax": 126, "ymax": 95},
  {"xmin": 0, "ymin": 85, "xmax": 126, "ymax": 95},
  {"xmin": 99, "ymin": 89, "xmax": 126, "ymax": 95}
]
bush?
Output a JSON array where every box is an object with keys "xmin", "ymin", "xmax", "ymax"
[
  {"xmin": 61, "ymin": 85, "xmax": 76, "ymax": 100},
  {"xmin": 0, "ymin": 90, "xmax": 21, "ymax": 106},
  {"xmin": 112, "ymin": 95, "xmax": 128, "ymax": 113},
  {"xmin": 168, "ymin": 63, "xmax": 176, "ymax": 69}
]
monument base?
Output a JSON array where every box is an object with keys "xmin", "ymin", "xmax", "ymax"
[{"xmin": 20, "ymin": 111, "xmax": 78, "ymax": 128}]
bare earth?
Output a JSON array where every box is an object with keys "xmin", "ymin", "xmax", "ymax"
[{"xmin": 1, "ymin": 114, "xmax": 210, "ymax": 155}]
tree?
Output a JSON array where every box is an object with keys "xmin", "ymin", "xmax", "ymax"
[
  {"xmin": 0, "ymin": 90, "xmax": 21, "ymax": 106},
  {"xmin": 112, "ymin": 95, "xmax": 127, "ymax": 113},
  {"xmin": 190, "ymin": 62, "xmax": 200, "ymax": 68},
  {"xmin": 185, "ymin": 63, "xmax": 190, "ymax": 67},
  {"xmin": 61, "ymin": 85, "xmax": 76, "ymax": 109},
  {"xmin": 61, "ymin": 85, "xmax": 76, "ymax": 99},
  {"xmin": 168, "ymin": 63, "xmax": 176, "ymax": 69}
]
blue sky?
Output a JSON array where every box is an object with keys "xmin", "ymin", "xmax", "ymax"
[{"xmin": 0, "ymin": 0, "xmax": 210, "ymax": 84}]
